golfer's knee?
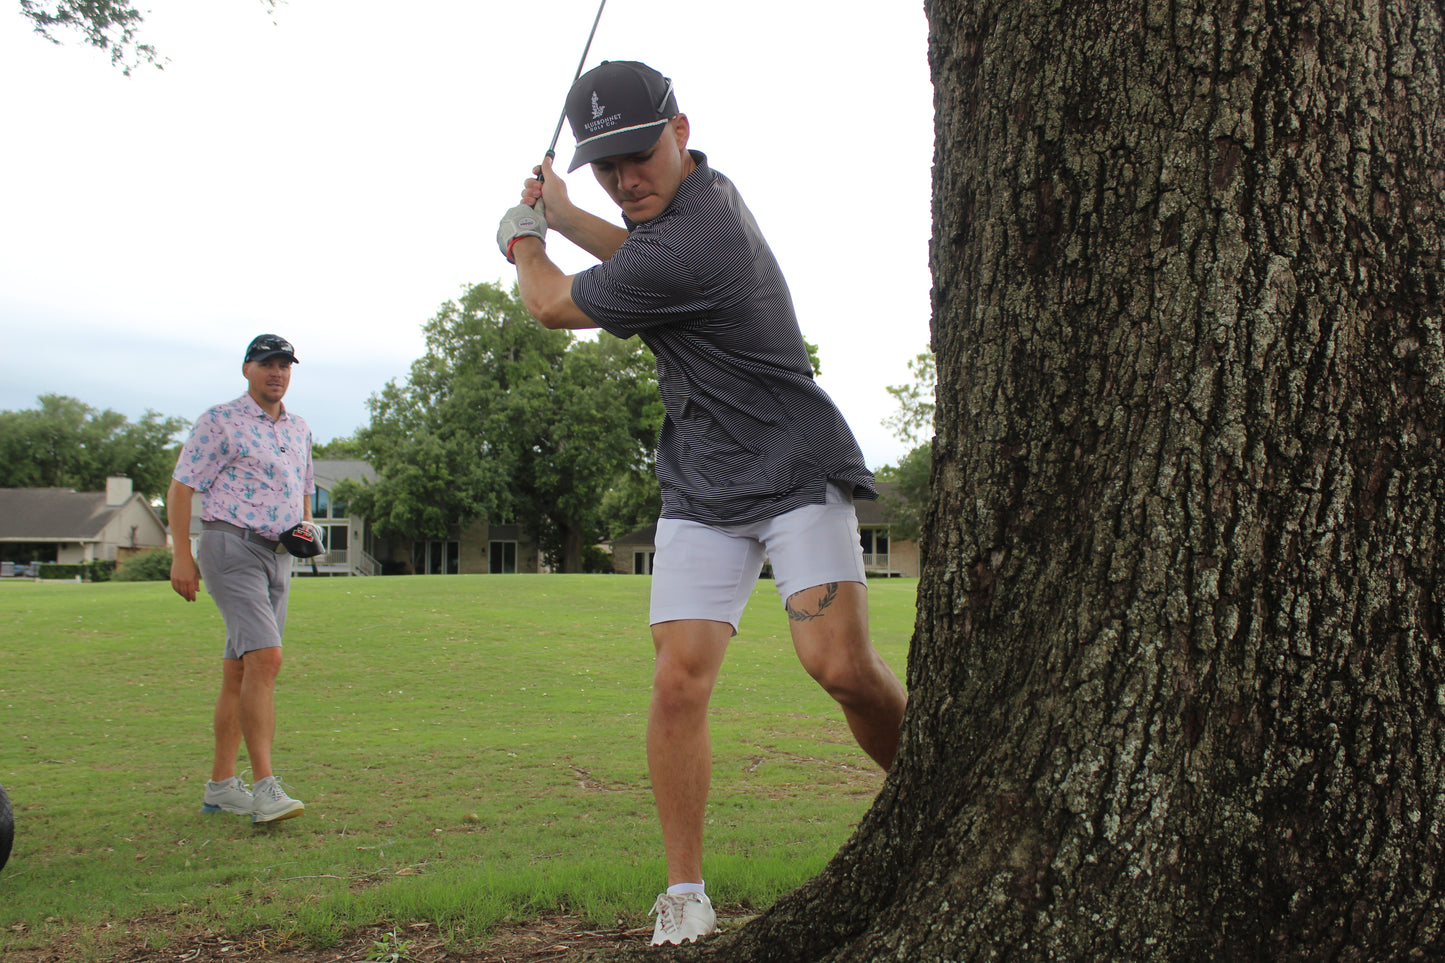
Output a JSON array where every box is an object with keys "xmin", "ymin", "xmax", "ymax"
[
  {"xmin": 806, "ymin": 655, "xmax": 885, "ymax": 709},
  {"xmin": 242, "ymin": 645, "xmax": 283, "ymax": 678},
  {"xmin": 652, "ymin": 660, "xmax": 717, "ymax": 714}
]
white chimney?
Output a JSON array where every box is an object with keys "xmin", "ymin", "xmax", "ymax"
[{"xmin": 106, "ymin": 476, "xmax": 133, "ymax": 507}]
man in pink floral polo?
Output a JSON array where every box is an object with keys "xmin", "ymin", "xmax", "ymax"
[{"xmin": 167, "ymin": 334, "xmax": 314, "ymax": 824}]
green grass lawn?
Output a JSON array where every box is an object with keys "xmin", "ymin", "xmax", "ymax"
[{"xmin": 0, "ymin": 574, "xmax": 915, "ymax": 959}]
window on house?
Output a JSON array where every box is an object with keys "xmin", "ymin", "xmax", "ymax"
[
  {"xmin": 413, "ymin": 539, "xmax": 459, "ymax": 575},
  {"xmin": 633, "ymin": 551, "xmax": 654, "ymax": 575},
  {"xmin": 326, "ymin": 524, "xmax": 348, "ymax": 552},
  {"xmin": 860, "ymin": 527, "xmax": 890, "ymax": 565},
  {"xmin": 489, "ymin": 541, "xmax": 518, "ymax": 574},
  {"xmin": 313, "ymin": 487, "xmax": 330, "ymax": 519}
]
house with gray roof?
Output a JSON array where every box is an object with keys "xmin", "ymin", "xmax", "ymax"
[
  {"xmin": 0, "ymin": 477, "xmax": 166, "ymax": 568},
  {"xmin": 307, "ymin": 458, "xmax": 382, "ymax": 576}
]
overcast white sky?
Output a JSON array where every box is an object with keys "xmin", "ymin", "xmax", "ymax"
[{"xmin": 0, "ymin": 0, "xmax": 934, "ymax": 470}]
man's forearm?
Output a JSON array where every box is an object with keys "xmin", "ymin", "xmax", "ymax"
[
  {"xmin": 166, "ymin": 479, "xmax": 195, "ymax": 557},
  {"xmin": 548, "ymin": 205, "xmax": 629, "ymax": 261},
  {"xmin": 166, "ymin": 478, "xmax": 202, "ymax": 600},
  {"xmin": 514, "ymin": 240, "xmax": 598, "ymax": 330}
]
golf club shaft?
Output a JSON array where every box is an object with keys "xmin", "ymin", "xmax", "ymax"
[{"xmin": 546, "ymin": 0, "xmax": 608, "ymax": 161}]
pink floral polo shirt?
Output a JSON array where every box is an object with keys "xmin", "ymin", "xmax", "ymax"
[{"xmin": 173, "ymin": 393, "xmax": 315, "ymax": 539}]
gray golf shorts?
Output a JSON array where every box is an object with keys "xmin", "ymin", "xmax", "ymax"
[
  {"xmin": 649, "ymin": 482, "xmax": 868, "ymax": 632},
  {"xmin": 196, "ymin": 529, "xmax": 290, "ymax": 660}
]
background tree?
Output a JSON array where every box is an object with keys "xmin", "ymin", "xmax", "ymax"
[
  {"xmin": 18, "ymin": 0, "xmax": 277, "ymax": 74},
  {"xmin": 598, "ymin": 468, "xmax": 663, "ymax": 542},
  {"xmin": 0, "ymin": 394, "xmax": 186, "ymax": 500},
  {"xmin": 538, "ymin": 334, "xmax": 662, "ymax": 568},
  {"xmin": 629, "ymin": 1, "xmax": 1445, "ymax": 960},
  {"xmin": 876, "ymin": 350, "xmax": 936, "ymax": 539},
  {"xmin": 881, "ymin": 350, "xmax": 936, "ymax": 448},
  {"xmin": 874, "ymin": 444, "xmax": 930, "ymax": 541},
  {"xmin": 338, "ymin": 282, "xmax": 660, "ymax": 573},
  {"xmin": 312, "ymin": 434, "xmax": 365, "ymax": 459}
]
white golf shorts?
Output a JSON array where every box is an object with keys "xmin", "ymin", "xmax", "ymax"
[{"xmin": 649, "ymin": 482, "xmax": 868, "ymax": 632}]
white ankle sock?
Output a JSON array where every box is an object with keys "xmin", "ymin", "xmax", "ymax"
[{"xmin": 667, "ymin": 881, "xmax": 706, "ymax": 897}]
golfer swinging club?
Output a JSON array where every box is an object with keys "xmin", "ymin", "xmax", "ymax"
[{"xmin": 497, "ymin": 61, "xmax": 908, "ymax": 945}]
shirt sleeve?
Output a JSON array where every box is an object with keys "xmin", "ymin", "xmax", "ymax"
[
  {"xmin": 571, "ymin": 231, "xmax": 711, "ymax": 338},
  {"xmin": 171, "ymin": 409, "xmax": 228, "ymax": 493}
]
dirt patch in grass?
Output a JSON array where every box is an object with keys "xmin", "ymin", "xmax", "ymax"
[{"xmin": 3, "ymin": 912, "xmax": 752, "ymax": 962}]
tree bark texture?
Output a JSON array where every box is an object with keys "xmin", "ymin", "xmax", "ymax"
[{"xmin": 618, "ymin": 1, "xmax": 1445, "ymax": 961}]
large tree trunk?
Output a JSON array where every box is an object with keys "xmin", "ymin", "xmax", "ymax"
[
  {"xmin": 558, "ymin": 517, "xmax": 586, "ymax": 574},
  {"xmin": 626, "ymin": 1, "xmax": 1445, "ymax": 960}
]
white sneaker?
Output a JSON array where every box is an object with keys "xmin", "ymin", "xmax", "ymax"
[
  {"xmin": 250, "ymin": 776, "xmax": 304, "ymax": 823},
  {"xmin": 201, "ymin": 777, "xmax": 252, "ymax": 815},
  {"xmin": 649, "ymin": 892, "xmax": 717, "ymax": 945}
]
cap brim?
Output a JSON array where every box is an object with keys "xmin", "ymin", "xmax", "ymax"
[
  {"xmin": 567, "ymin": 119, "xmax": 669, "ymax": 172},
  {"xmin": 249, "ymin": 351, "xmax": 299, "ymax": 363}
]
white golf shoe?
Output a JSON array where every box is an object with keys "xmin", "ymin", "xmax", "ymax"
[
  {"xmin": 201, "ymin": 777, "xmax": 253, "ymax": 815},
  {"xmin": 250, "ymin": 776, "xmax": 305, "ymax": 823},
  {"xmin": 649, "ymin": 891, "xmax": 717, "ymax": 945}
]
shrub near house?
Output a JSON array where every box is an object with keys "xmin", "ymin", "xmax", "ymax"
[{"xmin": 114, "ymin": 550, "xmax": 172, "ymax": 582}]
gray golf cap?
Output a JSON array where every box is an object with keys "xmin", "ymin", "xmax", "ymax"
[{"xmin": 565, "ymin": 61, "xmax": 678, "ymax": 172}]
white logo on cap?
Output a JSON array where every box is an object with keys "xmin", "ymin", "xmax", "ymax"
[{"xmin": 591, "ymin": 92, "xmax": 605, "ymax": 119}]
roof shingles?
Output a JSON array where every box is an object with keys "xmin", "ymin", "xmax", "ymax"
[{"xmin": 0, "ymin": 488, "xmax": 126, "ymax": 541}]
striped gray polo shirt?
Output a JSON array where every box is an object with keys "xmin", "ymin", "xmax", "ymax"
[{"xmin": 571, "ymin": 151, "xmax": 876, "ymax": 526}]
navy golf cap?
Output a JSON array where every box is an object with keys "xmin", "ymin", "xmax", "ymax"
[
  {"xmin": 565, "ymin": 61, "xmax": 679, "ymax": 172},
  {"xmin": 244, "ymin": 334, "xmax": 298, "ymax": 364}
]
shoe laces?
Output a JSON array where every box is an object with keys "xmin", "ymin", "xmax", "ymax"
[
  {"xmin": 650, "ymin": 893, "xmax": 697, "ymax": 933},
  {"xmin": 257, "ymin": 776, "xmax": 294, "ymax": 799}
]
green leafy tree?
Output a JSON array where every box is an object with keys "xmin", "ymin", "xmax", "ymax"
[
  {"xmin": 882, "ymin": 350, "xmax": 936, "ymax": 446},
  {"xmin": 875, "ymin": 444, "xmax": 930, "ymax": 541},
  {"xmin": 599, "ymin": 468, "xmax": 663, "ymax": 542},
  {"xmin": 0, "ymin": 395, "xmax": 187, "ymax": 499},
  {"xmin": 19, "ymin": 0, "xmax": 278, "ymax": 74},
  {"xmin": 803, "ymin": 336, "xmax": 823, "ymax": 377},
  {"xmin": 19, "ymin": 0, "xmax": 156, "ymax": 73},
  {"xmin": 312, "ymin": 434, "xmax": 365, "ymax": 459},
  {"xmin": 534, "ymin": 334, "xmax": 662, "ymax": 570},
  {"xmin": 875, "ymin": 350, "xmax": 936, "ymax": 539},
  {"xmin": 338, "ymin": 282, "xmax": 659, "ymax": 573}
]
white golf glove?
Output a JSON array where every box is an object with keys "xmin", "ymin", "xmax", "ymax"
[{"xmin": 497, "ymin": 201, "xmax": 547, "ymax": 263}]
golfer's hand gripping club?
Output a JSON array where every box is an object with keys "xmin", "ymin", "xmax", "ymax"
[{"xmin": 497, "ymin": 201, "xmax": 547, "ymax": 263}]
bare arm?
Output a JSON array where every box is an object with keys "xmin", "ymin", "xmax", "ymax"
[
  {"xmin": 506, "ymin": 156, "xmax": 628, "ymax": 328},
  {"xmin": 538, "ymin": 196, "xmax": 629, "ymax": 262},
  {"xmin": 512, "ymin": 238, "xmax": 598, "ymax": 330},
  {"xmin": 166, "ymin": 478, "xmax": 200, "ymax": 602}
]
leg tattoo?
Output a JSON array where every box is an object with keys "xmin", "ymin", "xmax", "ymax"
[{"xmin": 786, "ymin": 582, "xmax": 840, "ymax": 622}]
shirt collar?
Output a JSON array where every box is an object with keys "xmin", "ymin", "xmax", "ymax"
[
  {"xmin": 623, "ymin": 150, "xmax": 709, "ymax": 230},
  {"xmin": 237, "ymin": 392, "xmax": 288, "ymax": 422},
  {"xmin": 672, "ymin": 150, "xmax": 709, "ymax": 204}
]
